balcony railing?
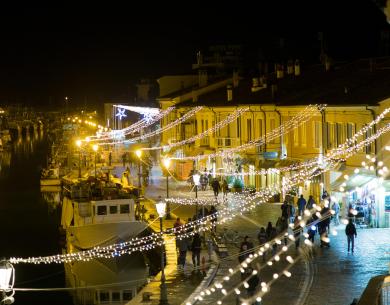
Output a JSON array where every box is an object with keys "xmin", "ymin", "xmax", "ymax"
[
  {"xmin": 200, "ymin": 137, "xmax": 210, "ymax": 146},
  {"xmin": 216, "ymin": 137, "xmax": 238, "ymax": 148}
]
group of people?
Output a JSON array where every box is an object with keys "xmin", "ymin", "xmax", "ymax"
[{"xmin": 189, "ymin": 169, "xmax": 230, "ymax": 199}]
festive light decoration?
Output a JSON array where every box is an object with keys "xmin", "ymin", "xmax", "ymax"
[
  {"xmin": 99, "ymin": 106, "xmax": 204, "ymax": 146},
  {"xmin": 113, "ymin": 105, "xmax": 160, "ymax": 116},
  {"xmin": 115, "ymin": 108, "xmax": 127, "ymax": 120},
  {"xmin": 141, "ymin": 108, "xmax": 248, "ymax": 151},
  {"xmin": 9, "ymin": 117, "xmax": 389, "ymax": 265},
  {"xmin": 171, "ymin": 105, "xmax": 325, "ymax": 161}
]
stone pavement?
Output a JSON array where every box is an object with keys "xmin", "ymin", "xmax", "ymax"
[{"xmin": 133, "ymin": 164, "xmax": 389, "ymax": 305}]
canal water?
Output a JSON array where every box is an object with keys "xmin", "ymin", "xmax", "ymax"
[
  {"xmin": 0, "ymin": 130, "xmax": 72, "ymax": 305},
  {"xmin": 0, "ymin": 129, "xmax": 157, "ymax": 305}
]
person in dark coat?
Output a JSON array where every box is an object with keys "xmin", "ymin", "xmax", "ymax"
[
  {"xmin": 191, "ymin": 233, "xmax": 202, "ymax": 268},
  {"xmin": 211, "ymin": 179, "xmax": 221, "ymax": 199},
  {"xmin": 345, "ymin": 219, "xmax": 357, "ymax": 253},
  {"xmin": 266, "ymin": 222, "xmax": 273, "ymax": 240},
  {"xmin": 297, "ymin": 195, "xmax": 307, "ymax": 216},
  {"xmin": 238, "ymin": 236, "xmax": 254, "ymax": 263}
]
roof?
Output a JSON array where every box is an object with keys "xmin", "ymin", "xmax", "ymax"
[{"xmin": 176, "ymin": 59, "xmax": 390, "ymax": 107}]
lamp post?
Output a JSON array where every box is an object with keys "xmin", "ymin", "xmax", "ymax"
[
  {"xmin": 92, "ymin": 144, "xmax": 98, "ymax": 179},
  {"xmin": 163, "ymin": 158, "xmax": 171, "ymax": 219},
  {"xmin": 0, "ymin": 260, "xmax": 15, "ymax": 305},
  {"xmin": 76, "ymin": 140, "xmax": 82, "ymax": 178},
  {"xmin": 155, "ymin": 200, "xmax": 169, "ymax": 305},
  {"xmin": 193, "ymin": 172, "xmax": 201, "ymax": 217},
  {"xmin": 136, "ymin": 150, "xmax": 142, "ymax": 189}
]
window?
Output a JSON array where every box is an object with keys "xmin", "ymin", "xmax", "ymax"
[
  {"xmin": 237, "ymin": 117, "xmax": 241, "ymax": 138},
  {"xmin": 246, "ymin": 119, "xmax": 252, "ymax": 142},
  {"xmin": 97, "ymin": 206, "xmax": 107, "ymax": 215},
  {"xmin": 123, "ymin": 290, "xmax": 132, "ymax": 301},
  {"xmin": 365, "ymin": 127, "xmax": 373, "ymax": 154},
  {"xmin": 347, "ymin": 123, "xmax": 355, "ymax": 140},
  {"xmin": 313, "ymin": 121, "xmax": 321, "ymax": 148},
  {"xmin": 100, "ymin": 291, "xmax": 109, "ymax": 302},
  {"xmin": 112, "ymin": 292, "xmax": 120, "ymax": 302},
  {"xmin": 293, "ymin": 124, "xmax": 299, "ymax": 146},
  {"xmin": 270, "ymin": 119, "xmax": 276, "ymax": 144},
  {"xmin": 120, "ymin": 204, "xmax": 130, "ymax": 214},
  {"xmin": 327, "ymin": 122, "xmax": 335, "ymax": 148},
  {"xmin": 257, "ymin": 119, "xmax": 263, "ymax": 139},
  {"xmin": 300, "ymin": 122, "xmax": 307, "ymax": 146},
  {"xmin": 109, "ymin": 206, "xmax": 118, "ymax": 214},
  {"xmin": 337, "ymin": 123, "xmax": 345, "ymax": 146}
]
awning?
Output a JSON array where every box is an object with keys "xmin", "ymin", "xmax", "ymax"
[{"xmin": 330, "ymin": 167, "xmax": 376, "ymax": 192}]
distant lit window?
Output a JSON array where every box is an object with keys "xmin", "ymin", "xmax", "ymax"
[
  {"xmin": 246, "ymin": 119, "xmax": 252, "ymax": 142},
  {"xmin": 300, "ymin": 122, "xmax": 307, "ymax": 146},
  {"xmin": 313, "ymin": 121, "xmax": 321, "ymax": 148},
  {"xmin": 347, "ymin": 123, "xmax": 355, "ymax": 141},
  {"xmin": 109, "ymin": 206, "xmax": 118, "ymax": 214},
  {"xmin": 97, "ymin": 206, "xmax": 107, "ymax": 215},
  {"xmin": 120, "ymin": 204, "xmax": 130, "ymax": 214},
  {"xmin": 293, "ymin": 125, "xmax": 299, "ymax": 147},
  {"xmin": 327, "ymin": 122, "xmax": 335, "ymax": 149}
]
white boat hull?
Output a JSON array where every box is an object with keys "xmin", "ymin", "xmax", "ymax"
[{"xmin": 67, "ymin": 221, "xmax": 147, "ymax": 250}]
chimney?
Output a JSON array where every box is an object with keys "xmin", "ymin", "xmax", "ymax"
[
  {"xmin": 233, "ymin": 70, "xmax": 239, "ymax": 87},
  {"xmin": 227, "ymin": 85, "xmax": 233, "ymax": 102},
  {"xmin": 287, "ymin": 60, "xmax": 294, "ymax": 75},
  {"xmin": 294, "ymin": 59, "xmax": 300, "ymax": 76}
]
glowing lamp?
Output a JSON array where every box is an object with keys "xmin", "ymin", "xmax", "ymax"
[
  {"xmin": 135, "ymin": 150, "xmax": 142, "ymax": 158},
  {"xmin": 163, "ymin": 158, "xmax": 171, "ymax": 169},
  {"xmin": 92, "ymin": 144, "xmax": 98, "ymax": 152},
  {"xmin": 0, "ymin": 260, "xmax": 14, "ymax": 291},
  {"xmin": 193, "ymin": 173, "xmax": 201, "ymax": 186},
  {"xmin": 156, "ymin": 200, "xmax": 167, "ymax": 218},
  {"xmin": 76, "ymin": 140, "xmax": 82, "ymax": 147}
]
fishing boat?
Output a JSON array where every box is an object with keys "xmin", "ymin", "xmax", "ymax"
[
  {"xmin": 40, "ymin": 167, "xmax": 61, "ymax": 186},
  {"xmin": 61, "ymin": 177, "xmax": 146, "ymax": 250},
  {"xmin": 65, "ymin": 254, "xmax": 149, "ymax": 305}
]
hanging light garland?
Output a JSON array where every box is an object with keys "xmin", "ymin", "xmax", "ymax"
[
  {"xmin": 171, "ymin": 104, "xmax": 325, "ymax": 161},
  {"xmin": 141, "ymin": 107, "xmax": 249, "ymax": 151},
  {"xmin": 9, "ymin": 119, "xmax": 388, "ymax": 265},
  {"xmin": 98, "ymin": 106, "xmax": 203, "ymax": 145}
]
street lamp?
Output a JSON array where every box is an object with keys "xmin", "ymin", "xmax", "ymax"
[
  {"xmin": 155, "ymin": 199, "xmax": 169, "ymax": 305},
  {"xmin": 136, "ymin": 150, "xmax": 142, "ymax": 189},
  {"xmin": 193, "ymin": 172, "xmax": 201, "ymax": 217},
  {"xmin": 76, "ymin": 140, "xmax": 82, "ymax": 178},
  {"xmin": 92, "ymin": 144, "xmax": 98, "ymax": 179},
  {"xmin": 163, "ymin": 158, "xmax": 171, "ymax": 219},
  {"xmin": 0, "ymin": 260, "xmax": 15, "ymax": 305}
]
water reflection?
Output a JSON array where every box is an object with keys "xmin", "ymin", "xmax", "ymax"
[
  {"xmin": 65, "ymin": 255, "xmax": 148, "ymax": 305},
  {"xmin": 0, "ymin": 150, "xmax": 11, "ymax": 173},
  {"xmin": 40, "ymin": 187, "xmax": 62, "ymax": 214}
]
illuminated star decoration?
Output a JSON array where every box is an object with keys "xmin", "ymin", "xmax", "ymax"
[
  {"xmin": 115, "ymin": 108, "xmax": 127, "ymax": 120},
  {"xmin": 143, "ymin": 112, "xmax": 155, "ymax": 123}
]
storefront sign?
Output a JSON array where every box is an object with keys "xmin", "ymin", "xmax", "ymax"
[{"xmin": 385, "ymin": 195, "xmax": 390, "ymax": 213}]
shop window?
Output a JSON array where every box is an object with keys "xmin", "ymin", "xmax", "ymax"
[
  {"xmin": 112, "ymin": 292, "xmax": 120, "ymax": 302},
  {"xmin": 100, "ymin": 291, "xmax": 109, "ymax": 302}
]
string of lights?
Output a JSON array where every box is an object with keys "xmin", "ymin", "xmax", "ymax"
[
  {"xmin": 170, "ymin": 104, "xmax": 325, "ymax": 161},
  {"xmin": 9, "ymin": 120, "xmax": 387, "ymax": 264},
  {"xmin": 98, "ymin": 106, "xmax": 203, "ymax": 145},
  {"xmin": 88, "ymin": 107, "xmax": 175, "ymax": 142},
  {"xmin": 141, "ymin": 107, "xmax": 249, "ymax": 151}
]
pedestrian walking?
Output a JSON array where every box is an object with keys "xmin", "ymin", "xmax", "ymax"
[
  {"xmin": 345, "ymin": 219, "xmax": 357, "ymax": 253},
  {"xmin": 222, "ymin": 179, "xmax": 229, "ymax": 199},
  {"xmin": 266, "ymin": 222, "xmax": 273, "ymax": 240},
  {"xmin": 245, "ymin": 266, "xmax": 259, "ymax": 301},
  {"xmin": 257, "ymin": 227, "xmax": 267, "ymax": 245},
  {"xmin": 191, "ymin": 232, "xmax": 202, "ymax": 269},
  {"xmin": 297, "ymin": 195, "xmax": 306, "ymax": 216},
  {"xmin": 177, "ymin": 236, "xmax": 191, "ymax": 270},
  {"xmin": 211, "ymin": 178, "xmax": 221, "ymax": 199},
  {"xmin": 238, "ymin": 236, "xmax": 254, "ymax": 263},
  {"xmin": 307, "ymin": 195, "xmax": 315, "ymax": 210},
  {"xmin": 331, "ymin": 201, "xmax": 340, "ymax": 225}
]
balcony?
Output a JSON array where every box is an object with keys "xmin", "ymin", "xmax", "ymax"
[
  {"xmin": 216, "ymin": 137, "xmax": 238, "ymax": 148},
  {"xmin": 200, "ymin": 137, "xmax": 210, "ymax": 147}
]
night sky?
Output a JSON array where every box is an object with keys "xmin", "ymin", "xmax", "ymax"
[{"xmin": 0, "ymin": 1, "xmax": 388, "ymax": 109}]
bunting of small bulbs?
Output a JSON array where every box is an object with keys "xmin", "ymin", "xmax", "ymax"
[
  {"xmin": 9, "ymin": 108, "xmax": 390, "ymax": 265},
  {"xmin": 170, "ymin": 104, "xmax": 325, "ymax": 161},
  {"xmin": 87, "ymin": 107, "xmax": 175, "ymax": 142},
  {"xmin": 99, "ymin": 106, "xmax": 204, "ymax": 145},
  {"xmin": 141, "ymin": 107, "xmax": 249, "ymax": 151}
]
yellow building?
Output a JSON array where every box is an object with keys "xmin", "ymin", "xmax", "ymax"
[{"xmin": 158, "ymin": 59, "xmax": 390, "ymax": 227}]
